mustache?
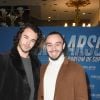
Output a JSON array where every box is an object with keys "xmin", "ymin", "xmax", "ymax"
[{"xmin": 48, "ymin": 50, "xmax": 61, "ymax": 52}]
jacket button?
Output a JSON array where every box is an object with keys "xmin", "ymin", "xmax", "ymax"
[{"xmin": 41, "ymin": 96, "xmax": 43, "ymax": 99}]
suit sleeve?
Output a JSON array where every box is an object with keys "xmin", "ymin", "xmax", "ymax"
[
  {"xmin": 0, "ymin": 54, "xmax": 7, "ymax": 92},
  {"xmin": 74, "ymin": 65, "xmax": 88, "ymax": 100}
]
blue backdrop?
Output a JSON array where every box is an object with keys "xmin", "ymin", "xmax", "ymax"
[{"xmin": 0, "ymin": 27, "xmax": 100, "ymax": 100}]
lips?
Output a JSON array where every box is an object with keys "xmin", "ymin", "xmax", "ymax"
[{"xmin": 50, "ymin": 51, "xmax": 59, "ymax": 56}]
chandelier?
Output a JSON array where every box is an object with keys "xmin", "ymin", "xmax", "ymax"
[
  {"xmin": 0, "ymin": 6, "xmax": 27, "ymax": 27},
  {"xmin": 66, "ymin": 0, "xmax": 91, "ymax": 26}
]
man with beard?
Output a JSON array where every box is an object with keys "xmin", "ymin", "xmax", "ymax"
[
  {"xmin": 38, "ymin": 31, "xmax": 88, "ymax": 100},
  {"xmin": 0, "ymin": 23, "xmax": 43, "ymax": 100}
]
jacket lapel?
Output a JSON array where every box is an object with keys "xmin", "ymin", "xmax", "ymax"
[
  {"xmin": 41, "ymin": 59, "xmax": 68, "ymax": 99},
  {"xmin": 9, "ymin": 47, "xmax": 26, "ymax": 79},
  {"xmin": 54, "ymin": 58, "xmax": 68, "ymax": 99}
]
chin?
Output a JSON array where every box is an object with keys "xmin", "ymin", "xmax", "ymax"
[
  {"xmin": 49, "ymin": 52, "xmax": 63, "ymax": 60},
  {"xmin": 23, "ymin": 50, "xmax": 29, "ymax": 53},
  {"xmin": 50, "ymin": 56, "xmax": 59, "ymax": 61}
]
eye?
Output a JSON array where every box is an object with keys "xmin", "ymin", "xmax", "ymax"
[
  {"xmin": 56, "ymin": 43, "xmax": 61, "ymax": 46},
  {"xmin": 55, "ymin": 42, "xmax": 63, "ymax": 46},
  {"xmin": 46, "ymin": 44, "xmax": 52, "ymax": 47},
  {"xmin": 23, "ymin": 35, "xmax": 28, "ymax": 39},
  {"xmin": 31, "ymin": 39, "xmax": 36, "ymax": 43}
]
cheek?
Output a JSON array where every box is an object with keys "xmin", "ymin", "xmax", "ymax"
[
  {"xmin": 56, "ymin": 46, "xmax": 63, "ymax": 50},
  {"xmin": 18, "ymin": 39, "xmax": 23, "ymax": 46},
  {"xmin": 46, "ymin": 47, "xmax": 52, "ymax": 52},
  {"xmin": 30, "ymin": 42, "xmax": 35, "ymax": 48},
  {"xmin": 20, "ymin": 38, "xmax": 26, "ymax": 45}
]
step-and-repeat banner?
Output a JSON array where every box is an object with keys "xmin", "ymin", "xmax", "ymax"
[{"xmin": 0, "ymin": 27, "xmax": 100, "ymax": 100}]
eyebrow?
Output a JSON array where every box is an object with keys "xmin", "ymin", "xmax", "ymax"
[
  {"xmin": 23, "ymin": 34, "xmax": 37, "ymax": 41},
  {"xmin": 46, "ymin": 41, "xmax": 63, "ymax": 44}
]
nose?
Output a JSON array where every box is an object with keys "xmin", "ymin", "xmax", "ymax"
[
  {"xmin": 52, "ymin": 45, "xmax": 56, "ymax": 50},
  {"xmin": 26, "ymin": 40, "xmax": 31, "ymax": 45}
]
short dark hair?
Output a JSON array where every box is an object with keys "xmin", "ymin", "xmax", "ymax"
[
  {"xmin": 45, "ymin": 31, "xmax": 68, "ymax": 56},
  {"xmin": 13, "ymin": 23, "xmax": 43, "ymax": 54}
]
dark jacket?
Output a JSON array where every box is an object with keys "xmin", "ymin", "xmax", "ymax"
[{"xmin": 0, "ymin": 47, "xmax": 40, "ymax": 100}]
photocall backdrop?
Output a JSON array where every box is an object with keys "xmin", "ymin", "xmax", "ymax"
[{"xmin": 0, "ymin": 27, "xmax": 100, "ymax": 100}]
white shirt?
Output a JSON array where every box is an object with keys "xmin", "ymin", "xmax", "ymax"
[{"xmin": 44, "ymin": 54, "xmax": 65, "ymax": 100}]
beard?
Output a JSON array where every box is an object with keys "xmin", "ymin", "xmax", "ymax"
[{"xmin": 47, "ymin": 50, "xmax": 63, "ymax": 61}]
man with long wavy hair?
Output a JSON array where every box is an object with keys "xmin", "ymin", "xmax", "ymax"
[{"xmin": 0, "ymin": 23, "xmax": 43, "ymax": 100}]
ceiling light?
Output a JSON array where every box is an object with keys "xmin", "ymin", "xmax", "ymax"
[
  {"xmin": 72, "ymin": 23, "xmax": 76, "ymax": 26},
  {"xmin": 87, "ymin": 23, "xmax": 91, "ymax": 27},
  {"xmin": 66, "ymin": 0, "xmax": 91, "ymax": 26},
  {"xmin": 82, "ymin": 12, "xmax": 86, "ymax": 15},
  {"xmin": 48, "ymin": 16, "xmax": 51, "ymax": 19},
  {"xmin": 82, "ymin": 23, "xmax": 86, "ymax": 27},
  {"xmin": 64, "ymin": 23, "xmax": 68, "ymax": 27}
]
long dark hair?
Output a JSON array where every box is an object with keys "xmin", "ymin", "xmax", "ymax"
[{"xmin": 13, "ymin": 23, "xmax": 44, "ymax": 54}]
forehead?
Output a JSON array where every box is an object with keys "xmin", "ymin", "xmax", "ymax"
[
  {"xmin": 22, "ymin": 28, "xmax": 38, "ymax": 38},
  {"xmin": 46, "ymin": 34, "xmax": 63, "ymax": 43}
]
